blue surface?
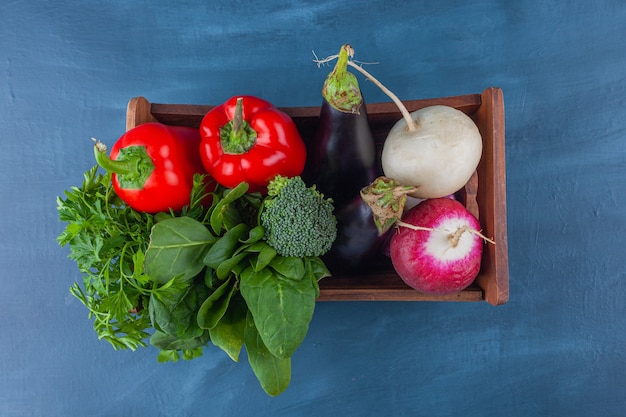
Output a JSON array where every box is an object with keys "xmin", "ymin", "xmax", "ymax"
[{"xmin": 1, "ymin": 1, "xmax": 625, "ymax": 416}]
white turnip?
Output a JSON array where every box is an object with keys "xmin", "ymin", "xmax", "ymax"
[
  {"xmin": 390, "ymin": 198, "xmax": 489, "ymax": 295},
  {"xmin": 381, "ymin": 105, "xmax": 482, "ymax": 198},
  {"xmin": 343, "ymin": 58, "xmax": 483, "ymax": 199}
]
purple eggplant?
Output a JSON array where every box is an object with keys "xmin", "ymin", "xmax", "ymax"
[
  {"xmin": 303, "ymin": 44, "xmax": 387, "ymax": 272},
  {"xmin": 306, "ymin": 98, "xmax": 377, "ymax": 208},
  {"xmin": 320, "ymin": 195, "xmax": 390, "ymax": 273}
]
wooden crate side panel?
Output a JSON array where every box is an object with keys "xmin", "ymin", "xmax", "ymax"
[
  {"xmin": 316, "ymin": 269, "xmax": 484, "ymax": 301},
  {"xmin": 473, "ymin": 88, "xmax": 509, "ymax": 305}
]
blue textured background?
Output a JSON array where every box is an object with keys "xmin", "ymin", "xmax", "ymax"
[{"xmin": 2, "ymin": 1, "xmax": 625, "ymax": 416}]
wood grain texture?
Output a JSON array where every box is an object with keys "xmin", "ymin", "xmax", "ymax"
[
  {"xmin": 473, "ymin": 87, "xmax": 509, "ymax": 305},
  {"xmin": 126, "ymin": 96, "xmax": 157, "ymax": 131}
]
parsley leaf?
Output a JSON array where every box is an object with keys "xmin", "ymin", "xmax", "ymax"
[{"xmin": 58, "ymin": 166, "xmax": 156, "ymax": 350}]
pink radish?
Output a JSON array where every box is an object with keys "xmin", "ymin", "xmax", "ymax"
[{"xmin": 390, "ymin": 198, "xmax": 489, "ymax": 295}]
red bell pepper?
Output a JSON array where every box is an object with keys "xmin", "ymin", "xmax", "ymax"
[
  {"xmin": 93, "ymin": 122, "xmax": 212, "ymax": 213},
  {"xmin": 199, "ymin": 96, "xmax": 306, "ymax": 193}
]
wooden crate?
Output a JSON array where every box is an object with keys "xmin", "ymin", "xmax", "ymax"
[{"xmin": 125, "ymin": 87, "xmax": 509, "ymax": 305}]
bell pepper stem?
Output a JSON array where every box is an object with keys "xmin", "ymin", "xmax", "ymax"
[
  {"xmin": 92, "ymin": 138, "xmax": 155, "ymax": 189},
  {"xmin": 220, "ymin": 98, "xmax": 257, "ymax": 154},
  {"xmin": 93, "ymin": 139, "xmax": 134, "ymax": 175},
  {"xmin": 232, "ymin": 97, "xmax": 244, "ymax": 134}
]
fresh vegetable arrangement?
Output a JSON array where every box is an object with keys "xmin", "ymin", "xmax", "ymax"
[{"xmin": 58, "ymin": 43, "xmax": 498, "ymax": 396}]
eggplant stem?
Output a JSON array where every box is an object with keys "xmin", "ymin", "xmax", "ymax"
[{"xmin": 313, "ymin": 49, "xmax": 418, "ymax": 131}]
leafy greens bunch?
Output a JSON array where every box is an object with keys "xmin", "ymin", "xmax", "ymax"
[
  {"xmin": 57, "ymin": 166, "xmax": 158, "ymax": 350},
  {"xmin": 58, "ymin": 169, "xmax": 335, "ymax": 396}
]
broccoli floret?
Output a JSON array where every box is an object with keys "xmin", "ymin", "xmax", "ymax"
[{"xmin": 260, "ymin": 176, "xmax": 337, "ymax": 258}]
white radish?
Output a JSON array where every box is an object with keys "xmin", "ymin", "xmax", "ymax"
[
  {"xmin": 390, "ymin": 198, "xmax": 490, "ymax": 295},
  {"xmin": 345, "ymin": 60, "xmax": 483, "ymax": 199},
  {"xmin": 381, "ymin": 105, "xmax": 482, "ymax": 198}
]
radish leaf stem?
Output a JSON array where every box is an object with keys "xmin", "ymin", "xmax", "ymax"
[{"xmin": 313, "ymin": 49, "xmax": 419, "ymax": 131}]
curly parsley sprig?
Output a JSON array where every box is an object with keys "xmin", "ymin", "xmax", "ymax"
[{"xmin": 57, "ymin": 166, "xmax": 154, "ymax": 349}]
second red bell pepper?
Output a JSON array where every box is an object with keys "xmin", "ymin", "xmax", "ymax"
[{"xmin": 199, "ymin": 96, "xmax": 306, "ymax": 193}]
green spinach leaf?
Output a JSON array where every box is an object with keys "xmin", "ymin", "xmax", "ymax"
[
  {"xmin": 306, "ymin": 256, "xmax": 332, "ymax": 281},
  {"xmin": 203, "ymin": 223, "xmax": 249, "ymax": 269},
  {"xmin": 210, "ymin": 182, "xmax": 249, "ymax": 234},
  {"xmin": 305, "ymin": 256, "xmax": 331, "ymax": 298},
  {"xmin": 268, "ymin": 256, "xmax": 305, "ymax": 280},
  {"xmin": 209, "ymin": 293, "xmax": 248, "ymax": 362},
  {"xmin": 145, "ymin": 216, "xmax": 216, "ymax": 284},
  {"xmin": 215, "ymin": 252, "xmax": 248, "ymax": 280},
  {"xmin": 244, "ymin": 310, "xmax": 291, "ymax": 396},
  {"xmin": 240, "ymin": 225, "xmax": 265, "ymax": 244},
  {"xmin": 149, "ymin": 279, "xmax": 208, "ymax": 339},
  {"xmin": 197, "ymin": 276, "xmax": 235, "ymax": 330},
  {"xmin": 239, "ymin": 266, "xmax": 316, "ymax": 359},
  {"xmin": 150, "ymin": 330, "xmax": 210, "ymax": 363},
  {"xmin": 251, "ymin": 243, "xmax": 277, "ymax": 272}
]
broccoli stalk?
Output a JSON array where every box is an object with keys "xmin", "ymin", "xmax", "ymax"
[{"xmin": 260, "ymin": 176, "xmax": 337, "ymax": 258}]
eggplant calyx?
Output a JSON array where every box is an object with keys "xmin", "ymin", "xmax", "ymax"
[
  {"xmin": 322, "ymin": 44, "xmax": 363, "ymax": 114},
  {"xmin": 360, "ymin": 176, "xmax": 419, "ymax": 235}
]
